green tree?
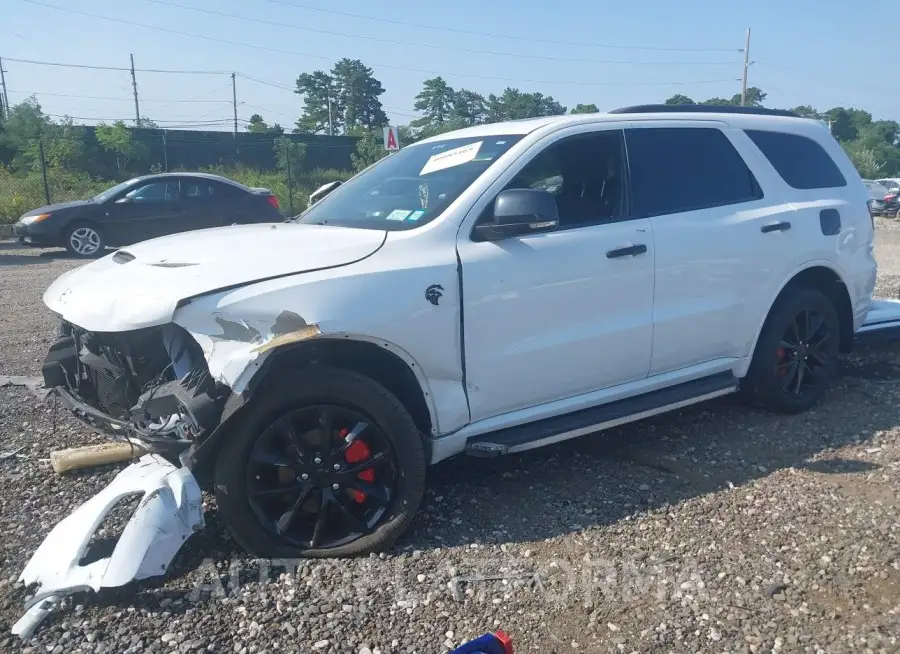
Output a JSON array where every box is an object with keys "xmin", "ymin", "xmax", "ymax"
[
  {"xmin": 350, "ymin": 129, "xmax": 390, "ymax": 172},
  {"xmin": 43, "ymin": 116, "xmax": 86, "ymax": 170},
  {"xmin": 0, "ymin": 97, "xmax": 51, "ymax": 170},
  {"xmin": 413, "ymin": 77, "xmax": 455, "ymax": 126},
  {"xmin": 790, "ymin": 105, "xmax": 820, "ymax": 119},
  {"xmin": 95, "ymin": 120, "xmax": 146, "ymax": 176},
  {"xmin": 451, "ymin": 89, "xmax": 487, "ymax": 126},
  {"xmin": 274, "ymin": 136, "xmax": 308, "ymax": 186},
  {"xmin": 728, "ymin": 87, "xmax": 767, "ymax": 107},
  {"xmin": 135, "ymin": 117, "xmax": 158, "ymax": 128},
  {"xmin": 486, "ymin": 88, "xmax": 566, "ymax": 121},
  {"xmin": 664, "ymin": 94, "xmax": 695, "ymax": 105},
  {"xmin": 295, "ymin": 70, "xmax": 338, "ymax": 134},
  {"xmin": 332, "ymin": 58, "xmax": 387, "ymax": 131},
  {"xmin": 247, "ymin": 114, "xmax": 269, "ymax": 133},
  {"xmin": 570, "ymin": 103, "xmax": 600, "ymax": 114},
  {"xmin": 824, "ymin": 108, "xmax": 857, "ymax": 142}
]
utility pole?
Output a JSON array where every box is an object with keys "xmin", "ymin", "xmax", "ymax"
[
  {"xmin": 130, "ymin": 54, "xmax": 141, "ymax": 124},
  {"xmin": 740, "ymin": 28, "xmax": 751, "ymax": 107},
  {"xmin": 231, "ymin": 72, "xmax": 238, "ymax": 136},
  {"xmin": 326, "ymin": 92, "xmax": 334, "ymax": 137},
  {"xmin": 0, "ymin": 57, "xmax": 10, "ymax": 119}
]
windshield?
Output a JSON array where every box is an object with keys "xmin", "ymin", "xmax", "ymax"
[
  {"xmin": 93, "ymin": 178, "xmax": 142, "ymax": 203},
  {"xmin": 296, "ymin": 135, "xmax": 524, "ymax": 230}
]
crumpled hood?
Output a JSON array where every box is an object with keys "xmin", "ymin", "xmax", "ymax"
[{"xmin": 43, "ymin": 223, "xmax": 386, "ymax": 331}]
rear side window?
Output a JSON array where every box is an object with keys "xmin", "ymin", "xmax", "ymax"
[
  {"xmin": 626, "ymin": 127, "xmax": 762, "ymax": 218},
  {"xmin": 745, "ymin": 129, "xmax": 847, "ymax": 190}
]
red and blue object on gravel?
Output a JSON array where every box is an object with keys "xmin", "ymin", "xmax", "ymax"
[{"xmin": 450, "ymin": 631, "xmax": 514, "ymax": 654}]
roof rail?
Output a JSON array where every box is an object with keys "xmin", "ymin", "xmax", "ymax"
[{"xmin": 609, "ymin": 104, "xmax": 799, "ymax": 118}]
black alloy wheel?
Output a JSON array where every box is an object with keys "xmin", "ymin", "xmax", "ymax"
[
  {"xmin": 741, "ymin": 287, "xmax": 839, "ymax": 414},
  {"xmin": 214, "ymin": 367, "xmax": 426, "ymax": 558},
  {"xmin": 246, "ymin": 405, "xmax": 396, "ymax": 550},
  {"xmin": 774, "ymin": 308, "xmax": 831, "ymax": 396}
]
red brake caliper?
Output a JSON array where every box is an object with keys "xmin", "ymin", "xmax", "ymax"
[
  {"xmin": 776, "ymin": 347, "xmax": 788, "ymax": 376},
  {"xmin": 338, "ymin": 428, "xmax": 375, "ymax": 503}
]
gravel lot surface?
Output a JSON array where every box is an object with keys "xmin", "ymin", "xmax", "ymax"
[{"xmin": 1, "ymin": 227, "xmax": 900, "ymax": 654}]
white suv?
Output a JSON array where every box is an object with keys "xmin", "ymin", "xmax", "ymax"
[{"xmin": 39, "ymin": 105, "xmax": 877, "ymax": 558}]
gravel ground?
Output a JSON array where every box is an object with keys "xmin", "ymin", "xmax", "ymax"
[{"xmin": 1, "ymin": 229, "xmax": 900, "ymax": 654}]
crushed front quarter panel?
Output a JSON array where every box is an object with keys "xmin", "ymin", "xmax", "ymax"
[{"xmin": 12, "ymin": 455, "xmax": 203, "ymax": 640}]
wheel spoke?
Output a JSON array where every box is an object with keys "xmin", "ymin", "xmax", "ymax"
[
  {"xmin": 338, "ymin": 450, "xmax": 390, "ymax": 479},
  {"xmin": 807, "ymin": 348, "xmax": 827, "ymax": 367},
  {"xmin": 792, "ymin": 360, "xmax": 806, "ymax": 394},
  {"xmin": 349, "ymin": 481, "xmax": 391, "ymax": 504},
  {"xmin": 275, "ymin": 484, "xmax": 313, "ymax": 535},
  {"xmin": 807, "ymin": 313, "xmax": 824, "ymax": 342},
  {"xmin": 250, "ymin": 450, "xmax": 294, "ymax": 468},
  {"xmin": 336, "ymin": 421, "xmax": 368, "ymax": 453},
  {"xmin": 332, "ymin": 493, "xmax": 371, "ymax": 534},
  {"xmin": 802, "ymin": 310, "xmax": 811, "ymax": 341},
  {"xmin": 781, "ymin": 358, "xmax": 800, "ymax": 392},
  {"xmin": 779, "ymin": 338, "xmax": 798, "ymax": 350},
  {"xmin": 283, "ymin": 420, "xmax": 308, "ymax": 464},
  {"xmin": 252, "ymin": 482, "xmax": 306, "ymax": 498},
  {"xmin": 310, "ymin": 490, "xmax": 329, "ymax": 548}
]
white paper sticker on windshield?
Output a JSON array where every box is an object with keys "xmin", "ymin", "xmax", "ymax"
[
  {"xmin": 386, "ymin": 209, "xmax": 413, "ymax": 221},
  {"xmin": 420, "ymin": 141, "xmax": 482, "ymax": 176},
  {"xmin": 407, "ymin": 209, "xmax": 425, "ymax": 221}
]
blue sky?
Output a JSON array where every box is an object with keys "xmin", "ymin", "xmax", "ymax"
[{"xmin": 2, "ymin": 0, "xmax": 897, "ymax": 131}]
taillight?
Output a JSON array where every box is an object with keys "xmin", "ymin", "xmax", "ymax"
[
  {"xmin": 885, "ymin": 194, "xmax": 896, "ymax": 202},
  {"xmin": 266, "ymin": 195, "xmax": 280, "ymax": 209}
]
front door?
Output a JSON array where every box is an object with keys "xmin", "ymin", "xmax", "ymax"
[
  {"xmin": 456, "ymin": 128, "xmax": 656, "ymax": 422},
  {"xmin": 103, "ymin": 179, "xmax": 183, "ymax": 245}
]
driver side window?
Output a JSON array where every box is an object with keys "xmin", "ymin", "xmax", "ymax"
[
  {"xmin": 126, "ymin": 181, "xmax": 180, "ymax": 203},
  {"xmin": 483, "ymin": 129, "xmax": 628, "ymax": 230}
]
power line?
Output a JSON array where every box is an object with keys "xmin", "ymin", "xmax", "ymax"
[
  {"xmin": 259, "ymin": 0, "xmax": 739, "ymax": 53},
  {"xmin": 17, "ymin": 0, "xmax": 742, "ymax": 89},
  {"xmin": 144, "ymin": 0, "xmax": 742, "ymax": 67},
  {"xmin": 43, "ymin": 113, "xmax": 249, "ymax": 123},
  {"xmin": 7, "ymin": 89, "xmax": 232, "ymax": 103},
  {"xmin": 0, "ymin": 55, "xmax": 229, "ymax": 75}
]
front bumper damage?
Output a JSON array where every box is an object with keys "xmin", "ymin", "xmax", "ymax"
[{"xmin": 13, "ymin": 455, "xmax": 203, "ymax": 640}]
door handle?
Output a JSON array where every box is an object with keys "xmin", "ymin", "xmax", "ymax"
[
  {"xmin": 761, "ymin": 221, "xmax": 791, "ymax": 233},
  {"xmin": 606, "ymin": 244, "xmax": 647, "ymax": 259}
]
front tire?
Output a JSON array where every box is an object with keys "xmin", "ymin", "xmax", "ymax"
[
  {"xmin": 741, "ymin": 287, "xmax": 840, "ymax": 414},
  {"xmin": 64, "ymin": 223, "xmax": 105, "ymax": 257},
  {"xmin": 214, "ymin": 367, "xmax": 426, "ymax": 558}
]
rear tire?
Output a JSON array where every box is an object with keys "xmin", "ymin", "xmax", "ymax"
[
  {"xmin": 64, "ymin": 223, "xmax": 105, "ymax": 257},
  {"xmin": 741, "ymin": 288, "xmax": 840, "ymax": 414},
  {"xmin": 214, "ymin": 366, "xmax": 426, "ymax": 558}
]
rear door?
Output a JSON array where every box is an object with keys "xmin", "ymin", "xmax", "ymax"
[
  {"xmin": 625, "ymin": 123, "xmax": 790, "ymax": 375},
  {"xmin": 179, "ymin": 178, "xmax": 239, "ymax": 232},
  {"xmin": 102, "ymin": 179, "xmax": 183, "ymax": 245}
]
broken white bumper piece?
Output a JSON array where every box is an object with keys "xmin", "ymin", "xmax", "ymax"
[{"xmin": 12, "ymin": 455, "xmax": 203, "ymax": 640}]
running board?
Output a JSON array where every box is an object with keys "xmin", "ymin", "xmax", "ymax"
[
  {"xmin": 465, "ymin": 372, "xmax": 738, "ymax": 457},
  {"xmin": 856, "ymin": 299, "xmax": 900, "ymax": 345}
]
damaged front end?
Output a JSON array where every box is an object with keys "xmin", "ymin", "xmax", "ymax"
[
  {"xmin": 43, "ymin": 320, "xmax": 224, "ymax": 456},
  {"xmin": 15, "ymin": 322, "xmax": 225, "ymax": 638},
  {"xmin": 13, "ymin": 454, "xmax": 203, "ymax": 640}
]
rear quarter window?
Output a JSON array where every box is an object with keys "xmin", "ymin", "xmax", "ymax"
[{"xmin": 745, "ymin": 129, "xmax": 847, "ymax": 190}]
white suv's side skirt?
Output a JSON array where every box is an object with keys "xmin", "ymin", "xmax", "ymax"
[
  {"xmin": 468, "ymin": 386, "xmax": 736, "ymax": 457},
  {"xmin": 430, "ymin": 359, "xmax": 741, "ymax": 463}
]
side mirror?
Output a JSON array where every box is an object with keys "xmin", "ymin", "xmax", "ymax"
[
  {"xmin": 308, "ymin": 181, "xmax": 342, "ymax": 207},
  {"xmin": 473, "ymin": 189, "xmax": 560, "ymax": 241}
]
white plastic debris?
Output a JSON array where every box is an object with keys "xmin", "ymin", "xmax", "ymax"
[{"xmin": 12, "ymin": 454, "xmax": 203, "ymax": 639}]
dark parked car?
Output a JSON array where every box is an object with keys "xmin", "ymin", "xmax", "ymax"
[{"xmin": 13, "ymin": 173, "xmax": 283, "ymax": 257}]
